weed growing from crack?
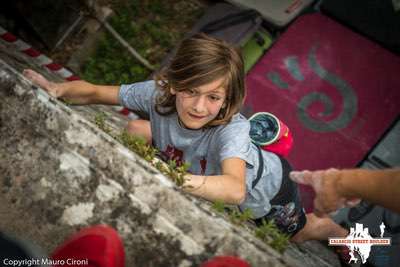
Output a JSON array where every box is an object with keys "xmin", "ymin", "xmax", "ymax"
[
  {"xmin": 152, "ymin": 160, "xmax": 190, "ymax": 186},
  {"xmin": 229, "ymin": 208, "xmax": 254, "ymax": 225},
  {"xmin": 94, "ymin": 112, "xmax": 188, "ymax": 186},
  {"xmin": 116, "ymin": 130, "xmax": 157, "ymax": 162},
  {"xmin": 212, "ymin": 201, "xmax": 290, "ymax": 253},
  {"xmin": 255, "ymin": 219, "xmax": 290, "ymax": 253},
  {"xmin": 165, "ymin": 160, "xmax": 191, "ymax": 186},
  {"xmin": 94, "ymin": 112, "xmax": 111, "ymax": 134},
  {"xmin": 211, "ymin": 200, "xmax": 225, "ymax": 213}
]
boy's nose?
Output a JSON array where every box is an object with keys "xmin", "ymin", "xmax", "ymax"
[{"xmin": 192, "ymin": 95, "xmax": 206, "ymax": 113}]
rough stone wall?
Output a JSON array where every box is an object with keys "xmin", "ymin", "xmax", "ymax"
[{"xmin": 0, "ymin": 42, "xmax": 340, "ymax": 267}]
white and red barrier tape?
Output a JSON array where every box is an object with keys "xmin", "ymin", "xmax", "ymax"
[
  {"xmin": 0, "ymin": 25, "xmax": 134, "ymax": 118},
  {"xmin": 0, "ymin": 26, "xmax": 80, "ymax": 81}
]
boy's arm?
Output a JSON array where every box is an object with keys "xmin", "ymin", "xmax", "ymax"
[
  {"xmin": 23, "ymin": 69, "xmax": 119, "ymax": 105},
  {"xmin": 183, "ymin": 157, "xmax": 246, "ymax": 205},
  {"xmin": 290, "ymin": 168, "xmax": 400, "ymax": 216},
  {"xmin": 59, "ymin": 81, "xmax": 120, "ymax": 105}
]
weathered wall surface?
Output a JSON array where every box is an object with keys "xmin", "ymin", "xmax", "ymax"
[{"xmin": 0, "ymin": 41, "xmax": 340, "ymax": 267}]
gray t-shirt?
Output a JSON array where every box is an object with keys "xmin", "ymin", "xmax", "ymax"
[{"xmin": 119, "ymin": 80, "xmax": 283, "ymax": 218}]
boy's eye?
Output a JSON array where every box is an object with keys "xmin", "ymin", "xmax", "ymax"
[
  {"xmin": 208, "ymin": 95, "xmax": 222, "ymax": 101},
  {"xmin": 184, "ymin": 89, "xmax": 197, "ymax": 96}
]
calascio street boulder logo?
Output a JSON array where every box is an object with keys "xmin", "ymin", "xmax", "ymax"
[{"xmin": 329, "ymin": 223, "xmax": 391, "ymax": 264}]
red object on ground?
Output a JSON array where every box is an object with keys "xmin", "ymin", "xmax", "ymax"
[
  {"xmin": 201, "ymin": 256, "xmax": 251, "ymax": 267},
  {"xmin": 244, "ymin": 13, "xmax": 400, "ymax": 212},
  {"xmin": 51, "ymin": 225, "xmax": 125, "ymax": 267}
]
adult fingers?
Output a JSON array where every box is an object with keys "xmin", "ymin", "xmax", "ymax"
[{"xmin": 289, "ymin": 170, "xmax": 313, "ymax": 185}]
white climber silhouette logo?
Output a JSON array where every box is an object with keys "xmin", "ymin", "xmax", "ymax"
[{"xmin": 329, "ymin": 223, "xmax": 391, "ymax": 264}]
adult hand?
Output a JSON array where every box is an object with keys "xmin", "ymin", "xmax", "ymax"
[
  {"xmin": 23, "ymin": 69, "xmax": 63, "ymax": 98},
  {"xmin": 290, "ymin": 169, "xmax": 360, "ymax": 217}
]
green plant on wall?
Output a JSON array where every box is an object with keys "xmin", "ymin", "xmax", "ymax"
[
  {"xmin": 116, "ymin": 130, "xmax": 157, "ymax": 162},
  {"xmin": 212, "ymin": 201, "xmax": 290, "ymax": 253},
  {"xmin": 255, "ymin": 219, "xmax": 290, "ymax": 253},
  {"xmin": 93, "ymin": 111, "xmax": 189, "ymax": 186},
  {"xmin": 94, "ymin": 111, "xmax": 111, "ymax": 134}
]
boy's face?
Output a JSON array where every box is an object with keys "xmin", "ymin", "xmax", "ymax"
[{"xmin": 171, "ymin": 77, "xmax": 227, "ymax": 130}]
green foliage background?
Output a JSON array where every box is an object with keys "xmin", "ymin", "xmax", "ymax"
[{"xmin": 82, "ymin": 0, "xmax": 203, "ymax": 85}]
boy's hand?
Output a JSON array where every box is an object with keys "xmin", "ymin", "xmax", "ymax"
[
  {"xmin": 23, "ymin": 69, "xmax": 63, "ymax": 98},
  {"xmin": 290, "ymin": 169, "xmax": 360, "ymax": 217}
]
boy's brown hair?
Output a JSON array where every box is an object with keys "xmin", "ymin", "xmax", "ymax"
[{"xmin": 154, "ymin": 33, "xmax": 246, "ymax": 127}]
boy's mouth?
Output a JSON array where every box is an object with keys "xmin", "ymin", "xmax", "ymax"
[{"xmin": 188, "ymin": 113, "xmax": 206, "ymax": 120}]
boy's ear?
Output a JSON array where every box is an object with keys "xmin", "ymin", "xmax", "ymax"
[{"xmin": 170, "ymin": 87, "xmax": 176, "ymax": 95}]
